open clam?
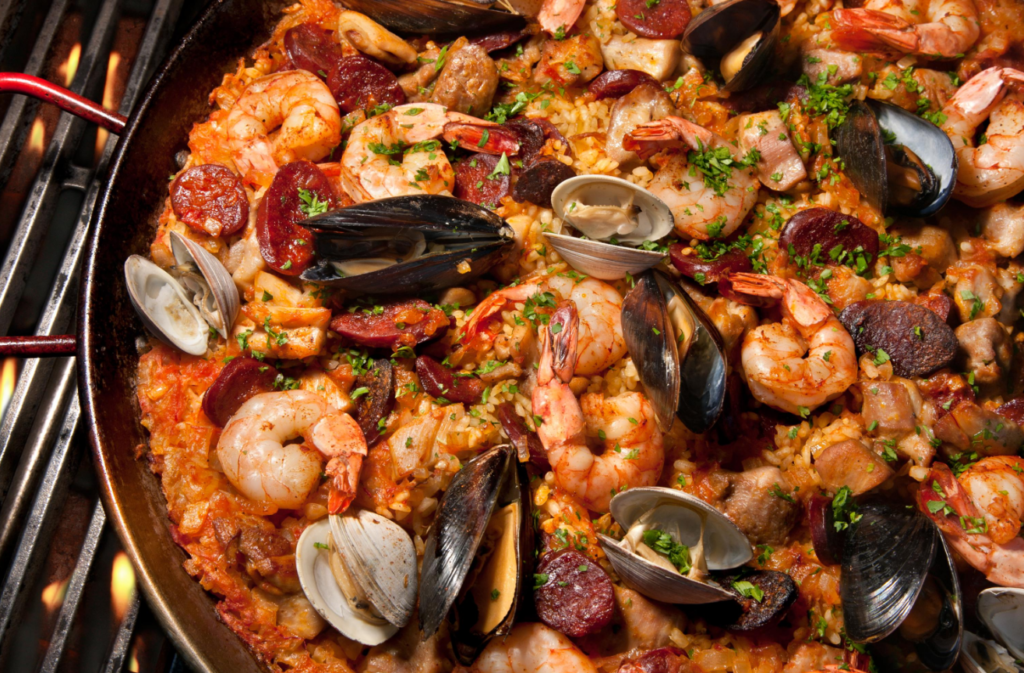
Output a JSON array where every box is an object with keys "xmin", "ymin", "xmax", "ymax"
[
  {"xmin": 125, "ymin": 255, "xmax": 209, "ymax": 355},
  {"xmin": 621, "ymin": 271, "xmax": 727, "ymax": 433},
  {"xmin": 977, "ymin": 587, "xmax": 1024, "ymax": 661},
  {"xmin": 682, "ymin": 0, "xmax": 781, "ymax": 92},
  {"xmin": 300, "ymin": 195, "xmax": 515, "ymax": 294},
  {"xmin": 547, "ymin": 176, "xmax": 674, "ymax": 281},
  {"xmin": 418, "ymin": 444, "xmax": 532, "ymax": 664},
  {"xmin": 295, "ymin": 509, "xmax": 418, "ymax": 646},
  {"xmin": 599, "ymin": 487, "xmax": 752, "ymax": 604},
  {"xmin": 168, "ymin": 231, "xmax": 240, "ymax": 338},
  {"xmin": 841, "ymin": 500, "xmax": 962, "ymax": 671},
  {"xmin": 960, "ymin": 631, "xmax": 1021, "ymax": 673},
  {"xmin": 835, "ymin": 100, "xmax": 957, "ymax": 217},
  {"xmin": 338, "ymin": 0, "xmax": 525, "ymax": 35}
]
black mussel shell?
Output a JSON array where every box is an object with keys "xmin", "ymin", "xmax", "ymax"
[
  {"xmin": 338, "ymin": 0, "xmax": 525, "ymax": 35},
  {"xmin": 622, "ymin": 272, "xmax": 727, "ymax": 434},
  {"xmin": 681, "ymin": 0, "xmax": 780, "ymax": 92},
  {"xmin": 703, "ymin": 570, "xmax": 799, "ymax": 631},
  {"xmin": 835, "ymin": 100, "xmax": 957, "ymax": 217},
  {"xmin": 300, "ymin": 195, "xmax": 515, "ymax": 294}
]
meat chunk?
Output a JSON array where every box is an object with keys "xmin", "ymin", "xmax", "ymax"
[
  {"xmin": 534, "ymin": 34, "xmax": 603, "ymax": 87},
  {"xmin": 782, "ymin": 641, "xmax": 848, "ymax": 673},
  {"xmin": 737, "ymin": 111, "xmax": 807, "ymax": 191},
  {"xmin": 431, "ymin": 41, "xmax": 499, "ymax": 115},
  {"xmin": 600, "ymin": 38, "xmax": 681, "ymax": 81},
  {"xmin": 861, "ymin": 382, "xmax": 916, "ymax": 433},
  {"xmin": 814, "ymin": 439, "xmax": 894, "ymax": 495},
  {"xmin": 889, "ymin": 224, "xmax": 956, "ymax": 289},
  {"xmin": 948, "ymin": 262, "xmax": 1003, "ymax": 322},
  {"xmin": 979, "ymin": 201, "xmax": 1024, "ymax": 258},
  {"xmin": 606, "ymin": 83, "xmax": 676, "ymax": 167},
  {"xmin": 934, "ymin": 400, "xmax": 1024, "ymax": 456},
  {"xmin": 956, "ymin": 317, "xmax": 1012, "ymax": 385},
  {"xmin": 575, "ymin": 586, "xmax": 684, "ymax": 656},
  {"xmin": 276, "ymin": 594, "xmax": 326, "ymax": 640},
  {"xmin": 719, "ymin": 466, "xmax": 800, "ymax": 546},
  {"xmin": 359, "ymin": 622, "xmax": 448, "ymax": 673},
  {"xmin": 800, "ymin": 45, "xmax": 862, "ymax": 84}
]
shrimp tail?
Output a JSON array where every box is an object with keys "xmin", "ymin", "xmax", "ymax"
[
  {"xmin": 538, "ymin": 302, "xmax": 579, "ymax": 387},
  {"xmin": 917, "ymin": 463, "xmax": 984, "ymax": 537},
  {"xmin": 832, "ymin": 9, "xmax": 918, "ymax": 52},
  {"xmin": 726, "ymin": 272, "xmax": 786, "ymax": 300},
  {"xmin": 326, "ymin": 453, "xmax": 364, "ymax": 514},
  {"xmin": 624, "ymin": 117, "xmax": 714, "ymax": 159}
]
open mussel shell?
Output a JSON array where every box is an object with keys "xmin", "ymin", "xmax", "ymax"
[
  {"xmin": 300, "ymin": 195, "xmax": 515, "ymax": 294},
  {"xmin": 682, "ymin": 0, "xmax": 780, "ymax": 92},
  {"xmin": 841, "ymin": 500, "xmax": 962, "ymax": 671},
  {"xmin": 295, "ymin": 510, "xmax": 418, "ymax": 646},
  {"xmin": 599, "ymin": 487, "xmax": 752, "ymax": 605},
  {"xmin": 419, "ymin": 444, "xmax": 532, "ymax": 662},
  {"xmin": 124, "ymin": 255, "xmax": 208, "ymax": 355},
  {"xmin": 338, "ymin": 0, "xmax": 525, "ymax": 35},
  {"xmin": 621, "ymin": 271, "xmax": 727, "ymax": 433},
  {"xmin": 551, "ymin": 176, "xmax": 675, "ymax": 246},
  {"xmin": 835, "ymin": 100, "xmax": 957, "ymax": 217},
  {"xmin": 168, "ymin": 231, "xmax": 240, "ymax": 338},
  {"xmin": 978, "ymin": 587, "xmax": 1024, "ymax": 661}
]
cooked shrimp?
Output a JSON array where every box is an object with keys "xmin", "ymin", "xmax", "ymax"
[
  {"xmin": 226, "ymin": 71, "xmax": 342, "ymax": 187},
  {"xmin": 831, "ymin": 0, "xmax": 981, "ymax": 59},
  {"xmin": 533, "ymin": 303, "xmax": 663, "ymax": 512},
  {"xmin": 336, "ymin": 10, "xmax": 417, "ymax": 68},
  {"xmin": 458, "ymin": 282, "xmax": 541, "ymax": 354},
  {"xmin": 624, "ymin": 116, "xmax": 759, "ymax": 241},
  {"xmin": 216, "ymin": 390, "xmax": 367, "ymax": 511},
  {"xmin": 457, "ymin": 623, "xmax": 597, "ymax": 673},
  {"xmin": 729, "ymin": 273, "xmax": 857, "ymax": 415},
  {"xmin": 940, "ymin": 66, "xmax": 1024, "ymax": 207},
  {"xmin": 918, "ymin": 461, "xmax": 1024, "ymax": 588},
  {"xmin": 544, "ymin": 274, "xmax": 627, "ymax": 376},
  {"xmin": 538, "ymin": 0, "xmax": 586, "ymax": 37}
]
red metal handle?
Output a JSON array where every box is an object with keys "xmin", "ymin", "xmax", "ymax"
[
  {"xmin": 0, "ymin": 73, "xmax": 126, "ymax": 134},
  {"xmin": 0, "ymin": 335, "xmax": 77, "ymax": 357}
]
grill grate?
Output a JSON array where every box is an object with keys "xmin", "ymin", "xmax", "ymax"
[{"xmin": 0, "ymin": 0, "xmax": 202, "ymax": 670}]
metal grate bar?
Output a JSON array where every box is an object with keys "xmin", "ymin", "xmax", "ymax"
[
  {"xmin": 0, "ymin": 0, "xmax": 121, "ymax": 335},
  {"xmin": 0, "ymin": 394, "xmax": 80, "ymax": 648},
  {"xmin": 0, "ymin": 0, "xmax": 72, "ymax": 188},
  {"xmin": 103, "ymin": 590, "xmax": 140, "ymax": 673},
  {"xmin": 39, "ymin": 499, "xmax": 106, "ymax": 673},
  {"xmin": 0, "ymin": 0, "xmax": 29, "ymax": 65}
]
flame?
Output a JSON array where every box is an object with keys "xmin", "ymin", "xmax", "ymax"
[
  {"xmin": 41, "ymin": 578, "xmax": 68, "ymax": 613},
  {"xmin": 27, "ymin": 117, "xmax": 45, "ymax": 157},
  {"xmin": 60, "ymin": 43, "xmax": 81, "ymax": 87},
  {"xmin": 0, "ymin": 358, "xmax": 16, "ymax": 420},
  {"xmin": 95, "ymin": 51, "xmax": 121, "ymax": 159},
  {"xmin": 127, "ymin": 645, "xmax": 140, "ymax": 672},
  {"xmin": 111, "ymin": 551, "xmax": 135, "ymax": 621}
]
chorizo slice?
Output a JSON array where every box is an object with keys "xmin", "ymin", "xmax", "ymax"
[
  {"xmin": 454, "ymin": 153, "xmax": 511, "ymax": 208},
  {"xmin": 778, "ymin": 208, "xmax": 879, "ymax": 272},
  {"xmin": 415, "ymin": 355, "xmax": 486, "ymax": 404},
  {"xmin": 616, "ymin": 0, "xmax": 691, "ymax": 39},
  {"xmin": 511, "ymin": 158, "xmax": 575, "ymax": 208},
  {"xmin": 534, "ymin": 549, "xmax": 614, "ymax": 637},
  {"xmin": 330, "ymin": 299, "xmax": 450, "ymax": 350},
  {"xmin": 171, "ymin": 164, "xmax": 249, "ymax": 237},
  {"xmin": 284, "ymin": 24, "xmax": 345, "ymax": 77},
  {"xmin": 838, "ymin": 300, "xmax": 958, "ymax": 378},
  {"xmin": 669, "ymin": 243, "xmax": 751, "ymax": 284},
  {"xmin": 354, "ymin": 358, "xmax": 395, "ymax": 447},
  {"xmin": 202, "ymin": 356, "xmax": 278, "ymax": 426},
  {"xmin": 256, "ymin": 160, "xmax": 338, "ymax": 275},
  {"xmin": 588, "ymin": 69, "xmax": 659, "ymax": 100},
  {"xmin": 328, "ymin": 55, "xmax": 406, "ymax": 114}
]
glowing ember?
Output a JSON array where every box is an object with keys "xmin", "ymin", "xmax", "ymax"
[
  {"xmin": 0, "ymin": 358, "xmax": 16, "ymax": 421},
  {"xmin": 111, "ymin": 550, "xmax": 135, "ymax": 621},
  {"xmin": 41, "ymin": 578, "xmax": 67, "ymax": 614}
]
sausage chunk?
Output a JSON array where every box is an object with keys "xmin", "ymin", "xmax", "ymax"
[
  {"xmin": 430, "ymin": 42, "xmax": 499, "ymax": 115},
  {"xmin": 718, "ymin": 466, "xmax": 800, "ymax": 546},
  {"xmin": 534, "ymin": 549, "xmax": 614, "ymax": 637}
]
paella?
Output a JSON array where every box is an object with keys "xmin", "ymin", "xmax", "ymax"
[{"xmin": 126, "ymin": 0, "xmax": 1024, "ymax": 669}]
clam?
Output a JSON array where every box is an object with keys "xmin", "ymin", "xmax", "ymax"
[
  {"xmin": 681, "ymin": 0, "xmax": 781, "ymax": 92},
  {"xmin": 295, "ymin": 509, "xmax": 418, "ymax": 646},
  {"xmin": 124, "ymin": 255, "xmax": 209, "ymax": 355},
  {"xmin": 977, "ymin": 587, "xmax": 1024, "ymax": 661},
  {"xmin": 168, "ymin": 231, "xmax": 240, "ymax": 338},
  {"xmin": 960, "ymin": 631, "xmax": 1020, "ymax": 673},
  {"xmin": 841, "ymin": 500, "xmax": 962, "ymax": 671},
  {"xmin": 300, "ymin": 195, "xmax": 515, "ymax": 294},
  {"xmin": 621, "ymin": 271, "xmax": 727, "ymax": 433},
  {"xmin": 835, "ymin": 100, "xmax": 957, "ymax": 217},
  {"xmin": 338, "ymin": 0, "xmax": 525, "ymax": 35},
  {"xmin": 598, "ymin": 487, "xmax": 752, "ymax": 604},
  {"xmin": 547, "ymin": 176, "xmax": 674, "ymax": 281},
  {"xmin": 418, "ymin": 444, "xmax": 532, "ymax": 663}
]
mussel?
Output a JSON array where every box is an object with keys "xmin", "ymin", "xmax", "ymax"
[
  {"xmin": 835, "ymin": 100, "xmax": 957, "ymax": 217},
  {"xmin": 338, "ymin": 0, "xmax": 526, "ymax": 35},
  {"xmin": 599, "ymin": 487, "xmax": 753, "ymax": 604},
  {"xmin": 300, "ymin": 195, "xmax": 515, "ymax": 294},
  {"xmin": 547, "ymin": 176, "xmax": 674, "ymax": 281},
  {"xmin": 681, "ymin": 0, "xmax": 781, "ymax": 92},
  {"xmin": 841, "ymin": 500, "xmax": 962, "ymax": 671},
  {"xmin": 621, "ymin": 271, "xmax": 727, "ymax": 433},
  {"xmin": 295, "ymin": 509, "xmax": 418, "ymax": 646},
  {"xmin": 418, "ymin": 444, "xmax": 533, "ymax": 664},
  {"xmin": 124, "ymin": 232, "xmax": 239, "ymax": 355}
]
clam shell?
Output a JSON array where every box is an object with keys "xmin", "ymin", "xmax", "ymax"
[
  {"xmin": 960, "ymin": 631, "xmax": 1020, "ymax": 673},
  {"xmin": 124, "ymin": 255, "xmax": 209, "ymax": 355},
  {"xmin": 978, "ymin": 587, "xmax": 1024, "ymax": 660},
  {"xmin": 545, "ymin": 234, "xmax": 665, "ymax": 280},
  {"xmin": 338, "ymin": 0, "xmax": 525, "ymax": 36},
  {"xmin": 682, "ymin": 0, "xmax": 780, "ymax": 92},
  {"xmin": 169, "ymin": 231, "xmax": 240, "ymax": 337},
  {"xmin": 599, "ymin": 533, "xmax": 735, "ymax": 604},
  {"xmin": 551, "ymin": 176, "xmax": 674, "ymax": 246}
]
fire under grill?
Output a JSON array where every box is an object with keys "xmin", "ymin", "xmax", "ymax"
[{"xmin": 0, "ymin": 0, "xmax": 205, "ymax": 670}]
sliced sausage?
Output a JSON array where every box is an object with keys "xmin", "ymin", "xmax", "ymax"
[
  {"xmin": 469, "ymin": 29, "xmax": 530, "ymax": 54},
  {"xmin": 838, "ymin": 300, "xmax": 958, "ymax": 378},
  {"xmin": 669, "ymin": 243, "xmax": 751, "ymax": 284},
  {"xmin": 616, "ymin": 0, "xmax": 691, "ymax": 39},
  {"xmin": 171, "ymin": 164, "xmax": 249, "ymax": 237},
  {"xmin": 355, "ymin": 359, "xmax": 395, "ymax": 447},
  {"xmin": 534, "ymin": 549, "xmax": 615, "ymax": 637},
  {"xmin": 778, "ymin": 208, "xmax": 878, "ymax": 273},
  {"xmin": 284, "ymin": 24, "xmax": 344, "ymax": 77},
  {"xmin": 497, "ymin": 402, "xmax": 549, "ymax": 470},
  {"xmin": 704, "ymin": 570, "xmax": 799, "ymax": 631},
  {"xmin": 328, "ymin": 55, "xmax": 406, "ymax": 114},
  {"xmin": 256, "ymin": 160, "xmax": 337, "ymax": 275},
  {"xmin": 588, "ymin": 69, "xmax": 659, "ymax": 100},
  {"xmin": 202, "ymin": 356, "xmax": 278, "ymax": 426},
  {"xmin": 454, "ymin": 154, "xmax": 511, "ymax": 208},
  {"xmin": 415, "ymin": 355, "xmax": 486, "ymax": 404},
  {"xmin": 617, "ymin": 648, "xmax": 688, "ymax": 673},
  {"xmin": 430, "ymin": 42, "xmax": 499, "ymax": 116},
  {"xmin": 512, "ymin": 158, "xmax": 575, "ymax": 208},
  {"xmin": 330, "ymin": 299, "xmax": 450, "ymax": 350}
]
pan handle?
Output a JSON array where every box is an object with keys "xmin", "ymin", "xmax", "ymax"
[
  {"xmin": 0, "ymin": 73, "xmax": 126, "ymax": 134},
  {"xmin": 0, "ymin": 335, "xmax": 77, "ymax": 357}
]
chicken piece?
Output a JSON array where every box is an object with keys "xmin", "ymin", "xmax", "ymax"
[
  {"xmin": 826, "ymin": 265, "xmax": 872, "ymax": 311},
  {"xmin": 534, "ymin": 34, "xmax": 603, "ymax": 87},
  {"xmin": 360, "ymin": 622, "xmax": 448, "ymax": 673},
  {"xmin": 948, "ymin": 262, "xmax": 1003, "ymax": 322},
  {"xmin": 934, "ymin": 400, "xmax": 1024, "ymax": 456},
  {"xmin": 889, "ymin": 224, "xmax": 956, "ymax": 289},
  {"xmin": 955, "ymin": 317, "xmax": 1012, "ymax": 386},
  {"xmin": 800, "ymin": 46, "xmax": 862, "ymax": 84},
  {"xmin": 606, "ymin": 83, "xmax": 676, "ymax": 167},
  {"xmin": 600, "ymin": 38, "xmax": 681, "ymax": 81},
  {"xmin": 997, "ymin": 264, "xmax": 1024, "ymax": 324},
  {"xmin": 861, "ymin": 382, "xmax": 916, "ymax": 433},
  {"xmin": 399, "ymin": 45, "xmax": 441, "ymax": 100},
  {"xmin": 576, "ymin": 585, "xmax": 685, "ymax": 656},
  {"xmin": 718, "ymin": 466, "xmax": 800, "ymax": 546},
  {"xmin": 276, "ymin": 595, "xmax": 326, "ymax": 640},
  {"xmin": 979, "ymin": 201, "xmax": 1024, "ymax": 258},
  {"xmin": 738, "ymin": 111, "xmax": 807, "ymax": 191},
  {"xmin": 814, "ymin": 439, "xmax": 894, "ymax": 495},
  {"xmin": 431, "ymin": 41, "xmax": 499, "ymax": 115}
]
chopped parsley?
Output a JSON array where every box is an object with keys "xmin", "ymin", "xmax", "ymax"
[{"xmin": 641, "ymin": 529, "xmax": 692, "ymax": 573}]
